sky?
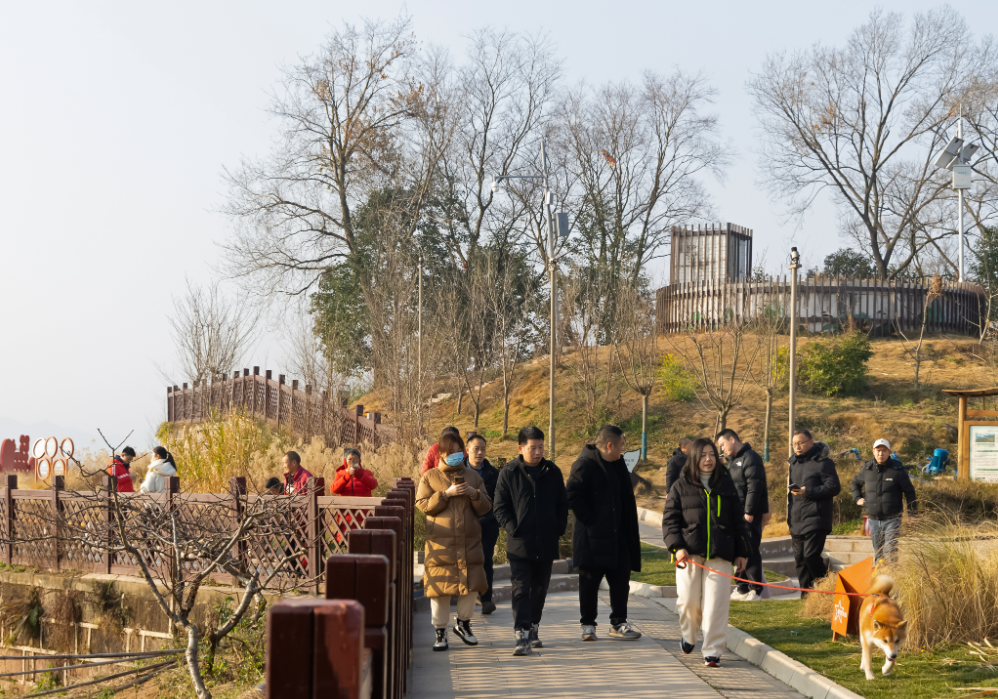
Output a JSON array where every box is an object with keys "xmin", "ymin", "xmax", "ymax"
[{"xmin": 2, "ymin": 0, "xmax": 996, "ymax": 449}]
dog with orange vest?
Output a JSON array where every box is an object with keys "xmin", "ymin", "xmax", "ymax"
[{"xmin": 859, "ymin": 576, "xmax": 907, "ymax": 680}]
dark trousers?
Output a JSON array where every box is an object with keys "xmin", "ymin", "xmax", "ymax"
[
  {"xmin": 480, "ymin": 522, "xmax": 500, "ymax": 603},
  {"xmin": 791, "ymin": 531, "xmax": 828, "ymax": 594},
  {"xmin": 578, "ymin": 566, "xmax": 630, "ymax": 626},
  {"xmin": 736, "ymin": 519, "xmax": 765, "ymax": 595},
  {"xmin": 509, "ymin": 558, "xmax": 554, "ymax": 630}
]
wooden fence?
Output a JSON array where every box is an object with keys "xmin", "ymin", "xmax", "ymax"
[
  {"xmin": 166, "ymin": 367, "xmax": 399, "ymax": 448},
  {"xmin": 267, "ymin": 478, "xmax": 415, "ymax": 699},
  {"xmin": 656, "ymin": 277, "xmax": 985, "ymax": 335},
  {"xmin": 0, "ymin": 474, "xmax": 392, "ymax": 595}
]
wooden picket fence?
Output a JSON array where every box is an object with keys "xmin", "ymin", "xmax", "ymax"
[
  {"xmin": 166, "ymin": 367, "xmax": 399, "ymax": 448},
  {"xmin": 267, "ymin": 477, "xmax": 415, "ymax": 699},
  {"xmin": 656, "ymin": 277, "xmax": 985, "ymax": 335}
]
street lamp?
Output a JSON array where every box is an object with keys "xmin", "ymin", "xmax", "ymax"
[
  {"xmin": 933, "ymin": 109, "xmax": 980, "ymax": 282},
  {"xmin": 788, "ymin": 246, "xmax": 801, "ymax": 458},
  {"xmin": 492, "ymin": 139, "xmax": 570, "ymax": 459}
]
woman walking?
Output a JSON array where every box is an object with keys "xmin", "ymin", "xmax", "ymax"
[
  {"xmin": 140, "ymin": 447, "xmax": 177, "ymax": 494},
  {"xmin": 416, "ymin": 432, "xmax": 492, "ymax": 651},
  {"xmin": 662, "ymin": 437, "xmax": 750, "ymax": 668}
]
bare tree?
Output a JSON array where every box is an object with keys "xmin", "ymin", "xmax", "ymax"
[
  {"xmin": 560, "ymin": 262, "xmax": 614, "ymax": 428},
  {"xmin": 672, "ymin": 325, "xmax": 760, "ymax": 435},
  {"xmin": 750, "ymin": 8, "xmax": 998, "ymax": 279},
  {"xmin": 897, "ymin": 275, "xmax": 945, "ymax": 389},
  {"xmin": 614, "ymin": 282, "xmax": 659, "ymax": 458},
  {"xmin": 749, "ymin": 283, "xmax": 790, "ymax": 460},
  {"xmin": 168, "ymin": 279, "xmax": 259, "ymax": 412},
  {"xmin": 222, "ymin": 16, "xmax": 455, "ymax": 297}
]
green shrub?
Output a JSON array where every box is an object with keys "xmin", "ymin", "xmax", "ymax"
[
  {"xmin": 659, "ymin": 353, "xmax": 696, "ymax": 401},
  {"xmin": 797, "ymin": 331, "xmax": 873, "ymax": 396}
]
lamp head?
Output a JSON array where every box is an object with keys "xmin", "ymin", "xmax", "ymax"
[
  {"xmin": 790, "ymin": 247, "xmax": 800, "ymax": 264},
  {"xmin": 491, "ymin": 178, "xmax": 499, "ymax": 194}
]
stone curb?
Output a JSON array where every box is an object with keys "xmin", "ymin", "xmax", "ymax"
[{"xmin": 636, "ymin": 505, "xmax": 664, "ymax": 526}]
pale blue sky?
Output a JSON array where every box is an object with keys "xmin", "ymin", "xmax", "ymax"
[{"xmin": 2, "ymin": 0, "xmax": 995, "ymax": 447}]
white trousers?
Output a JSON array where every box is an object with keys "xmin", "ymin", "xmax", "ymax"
[
  {"xmin": 676, "ymin": 556, "xmax": 732, "ymax": 658},
  {"xmin": 430, "ymin": 593, "xmax": 477, "ymax": 628}
]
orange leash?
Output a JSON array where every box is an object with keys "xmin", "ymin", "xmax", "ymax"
[{"xmin": 675, "ymin": 559, "xmax": 873, "ymax": 598}]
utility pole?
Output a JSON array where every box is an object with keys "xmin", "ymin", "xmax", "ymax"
[
  {"xmin": 933, "ymin": 105, "xmax": 980, "ymax": 283},
  {"xmin": 418, "ymin": 249, "xmax": 424, "ymax": 436},
  {"xmin": 958, "ymin": 110, "xmax": 965, "ymax": 282},
  {"xmin": 493, "ymin": 139, "xmax": 569, "ymax": 460},
  {"xmin": 788, "ymin": 247, "xmax": 801, "ymax": 457}
]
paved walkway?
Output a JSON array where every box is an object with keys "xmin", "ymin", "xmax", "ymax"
[{"xmin": 410, "ymin": 590, "xmax": 804, "ymax": 699}]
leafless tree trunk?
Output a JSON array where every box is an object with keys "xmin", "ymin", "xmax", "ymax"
[
  {"xmin": 749, "ymin": 8, "xmax": 998, "ymax": 279},
  {"xmin": 897, "ymin": 275, "xmax": 944, "ymax": 389},
  {"xmin": 560, "ymin": 263, "xmax": 613, "ymax": 428},
  {"xmin": 749, "ymin": 282, "xmax": 790, "ymax": 460},
  {"xmin": 614, "ymin": 282, "xmax": 659, "ymax": 458}
]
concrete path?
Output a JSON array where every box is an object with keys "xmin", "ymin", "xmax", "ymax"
[
  {"xmin": 637, "ymin": 518, "xmax": 664, "ymax": 548},
  {"xmin": 410, "ymin": 590, "xmax": 804, "ymax": 699}
]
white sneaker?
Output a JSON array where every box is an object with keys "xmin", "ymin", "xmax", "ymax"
[
  {"xmin": 730, "ymin": 589, "xmax": 750, "ymax": 601},
  {"xmin": 743, "ymin": 591, "xmax": 762, "ymax": 602}
]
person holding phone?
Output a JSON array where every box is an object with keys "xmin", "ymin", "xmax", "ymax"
[
  {"xmin": 416, "ymin": 432, "xmax": 492, "ymax": 652},
  {"xmin": 331, "ymin": 448, "xmax": 379, "ymax": 497},
  {"xmin": 787, "ymin": 429, "xmax": 841, "ymax": 595},
  {"xmin": 662, "ymin": 438, "xmax": 750, "ymax": 668}
]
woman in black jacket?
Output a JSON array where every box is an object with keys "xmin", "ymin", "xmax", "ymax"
[{"xmin": 662, "ymin": 438, "xmax": 749, "ymax": 668}]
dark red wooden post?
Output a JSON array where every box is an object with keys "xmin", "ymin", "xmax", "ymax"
[
  {"xmin": 4, "ymin": 474, "xmax": 16, "ymax": 566},
  {"xmin": 326, "ymin": 554, "xmax": 390, "ymax": 699},
  {"xmin": 103, "ymin": 474, "xmax": 117, "ymax": 574},
  {"xmin": 277, "ymin": 374, "xmax": 285, "ymax": 430},
  {"xmin": 363, "ymin": 516, "xmax": 403, "ymax": 699},
  {"xmin": 265, "ymin": 370, "xmax": 273, "ymax": 421},
  {"xmin": 307, "ymin": 477, "xmax": 325, "ymax": 593},
  {"xmin": 230, "ymin": 477, "xmax": 247, "ymax": 581},
  {"xmin": 349, "ymin": 529, "xmax": 397, "ymax": 699},
  {"xmin": 354, "ymin": 404, "xmax": 364, "ymax": 446},
  {"xmin": 51, "ymin": 475, "xmax": 64, "ymax": 571},
  {"xmin": 253, "ymin": 367, "xmax": 260, "ymax": 418}
]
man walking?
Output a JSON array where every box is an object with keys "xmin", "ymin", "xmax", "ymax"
[
  {"xmin": 108, "ymin": 447, "xmax": 136, "ymax": 492},
  {"xmin": 493, "ymin": 426, "xmax": 568, "ymax": 656},
  {"xmin": 851, "ymin": 439, "xmax": 916, "ymax": 565},
  {"xmin": 788, "ymin": 430, "xmax": 841, "ymax": 595},
  {"xmin": 467, "ymin": 433, "xmax": 500, "ymax": 614},
  {"xmin": 717, "ymin": 429, "xmax": 768, "ymax": 601},
  {"xmin": 665, "ymin": 438, "xmax": 692, "ymax": 494},
  {"xmin": 567, "ymin": 425, "xmax": 642, "ymax": 642}
]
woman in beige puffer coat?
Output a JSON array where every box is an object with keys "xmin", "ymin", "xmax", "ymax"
[{"xmin": 416, "ymin": 432, "xmax": 492, "ymax": 651}]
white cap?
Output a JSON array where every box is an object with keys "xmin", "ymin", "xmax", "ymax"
[{"xmin": 873, "ymin": 439, "xmax": 891, "ymax": 450}]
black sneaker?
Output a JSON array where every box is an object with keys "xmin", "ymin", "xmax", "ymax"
[
  {"xmin": 529, "ymin": 623, "xmax": 543, "ymax": 648},
  {"xmin": 704, "ymin": 656, "xmax": 721, "ymax": 667},
  {"xmin": 481, "ymin": 600, "xmax": 497, "ymax": 615},
  {"xmin": 513, "ymin": 628, "xmax": 532, "ymax": 656},
  {"xmin": 453, "ymin": 619, "xmax": 478, "ymax": 646},
  {"xmin": 433, "ymin": 628, "xmax": 448, "ymax": 652},
  {"xmin": 680, "ymin": 639, "xmax": 694, "ymax": 655}
]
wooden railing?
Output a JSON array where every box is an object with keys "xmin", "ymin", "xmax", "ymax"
[
  {"xmin": 267, "ymin": 478, "xmax": 415, "ymax": 699},
  {"xmin": 166, "ymin": 367, "xmax": 399, "ymax": 448},
  {"xmin": 0, "ymin": 475, "xmax": 388, "ymax": 594}
]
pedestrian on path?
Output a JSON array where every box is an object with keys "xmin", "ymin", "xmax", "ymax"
[
  {"xmin": 331, "ymin": 448, "xmax": 379, "ymax": 497},
  {"xmin": 787, "ymin": 430, "xmax": 841, "ymax": 595},
  {"xmin": 140, "ymin": 446, "xmax": 177, "ymax": 493},
  {"xmin": 416, "ymin": 432, "xmax": 493, "ymax": 652},
  {"xmin": 716, "ymin": 429, "xmax": 769, "ymax": 601},
  {"xmin": 851, "ymin": 438, "xmax": 916, "ymax": 565},
  {"xmin": 567, "ymin": 425, "xmax": 642, "ymax": 642},
  {"xmin": 665, "ymin": 438, "xmax": 692, "ymax": 494},
  {"xmin": 107, "ymin": 447, "xmax": 137, "ymax": 493},
  {"xmin": 662, "ymin": 437, "xmax": 749, "ymax": 668},
  {"xmin": 421, "ymin": 426, "xmax": 466, "ymax": 475},
  {"xmin": 466, "ymin": 433, "xmax": 501, "ymax": 615},
  {"xmin": 493, "ymin": 426, "xmax": 568, "ymax": 657}
]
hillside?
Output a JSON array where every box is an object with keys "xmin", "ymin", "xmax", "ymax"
[{"xmin": 360, "ymin": 333, "xmax": 995, "ymax": 510}]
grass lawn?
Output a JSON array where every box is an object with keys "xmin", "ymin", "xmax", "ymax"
[
  {"xmin": 632, "ymin": 543, "xmax": 789, "ymax": 587},
  {"xmin": 728, "ymin": 599, "xmax": 998, "ymax": 699}
]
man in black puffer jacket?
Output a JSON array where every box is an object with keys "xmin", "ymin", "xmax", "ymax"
[
  {"xmin": 493, "ymin": 426, "xmax": 568, "ymax": 656},
  {"xmin": 567, "ymin": 425, "xmax": 642, "ymax": 642},
  {"xmin": 665, "ymin": 438, "xmax": 692, "ymax": 494},
  {"xmin": 787, "ymin": 429, "xmax": 841, "ymax": 594},
  {"xmin": 717, "ymin": 429, "xmax": 769, "ymax": 600},
  {"xmin": 851, "ymin": 438, "xmax": 916, "ymax": 564}
]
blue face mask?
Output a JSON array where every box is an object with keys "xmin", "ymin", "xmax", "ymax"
[{"xmin": 444, "ymin": 452, "xmax": 464, "ymax": 467}]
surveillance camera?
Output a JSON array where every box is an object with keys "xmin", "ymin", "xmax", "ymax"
[{"xmin": 491, "ymin": 179, "xmax": 499, "ymax": 194}]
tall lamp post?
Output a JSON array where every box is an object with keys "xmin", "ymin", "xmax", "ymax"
[
  {"xmin": 788, "ymin": 247, "xmax": 801, "ymax": 457},
  {"xmin": 493, "ymin": 139, "xmax": 570, "ymax": 459},
  {"xmin": 933, "ymin": 109, "xmax": 979, "ymax": 282}
]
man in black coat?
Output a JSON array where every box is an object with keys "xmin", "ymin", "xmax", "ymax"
[
  {"xmin": 717, "ymin": 429, "xmax": 769, "ymax": 600},
  {"xmin": 665, "ymin": 438, "xmax": 692, "ymax": 494},
  {"xmin": 467, "ymin": 433, "xmax": 501, "ymax": 614},
  {"xmin": 851, "ymin": 438, "xmax": 916, "ymax": 564},
  {"xmin": 493, "ymin": 426, "xmax": 568, "ymax": 657},
  {"xmin": 787, "ymin": 429, "xmax": 841, "ymax": 594},
  {"xmin": 567, "ymin": 425, "xmax": 642, "ymax": 642}
]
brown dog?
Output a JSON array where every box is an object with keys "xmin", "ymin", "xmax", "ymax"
[{"xmin": 859, "ymin": 576, "xmax": 907, "ymax": 680}]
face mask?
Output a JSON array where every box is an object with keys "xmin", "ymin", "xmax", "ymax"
[{"xmin": 444, "ymin": 452, "xmax": 464, "ymax": 467}]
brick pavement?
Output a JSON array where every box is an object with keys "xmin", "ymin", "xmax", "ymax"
[{"xmin": 410, "ymin": 590, "xmax": 804, "ymax": 699}]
